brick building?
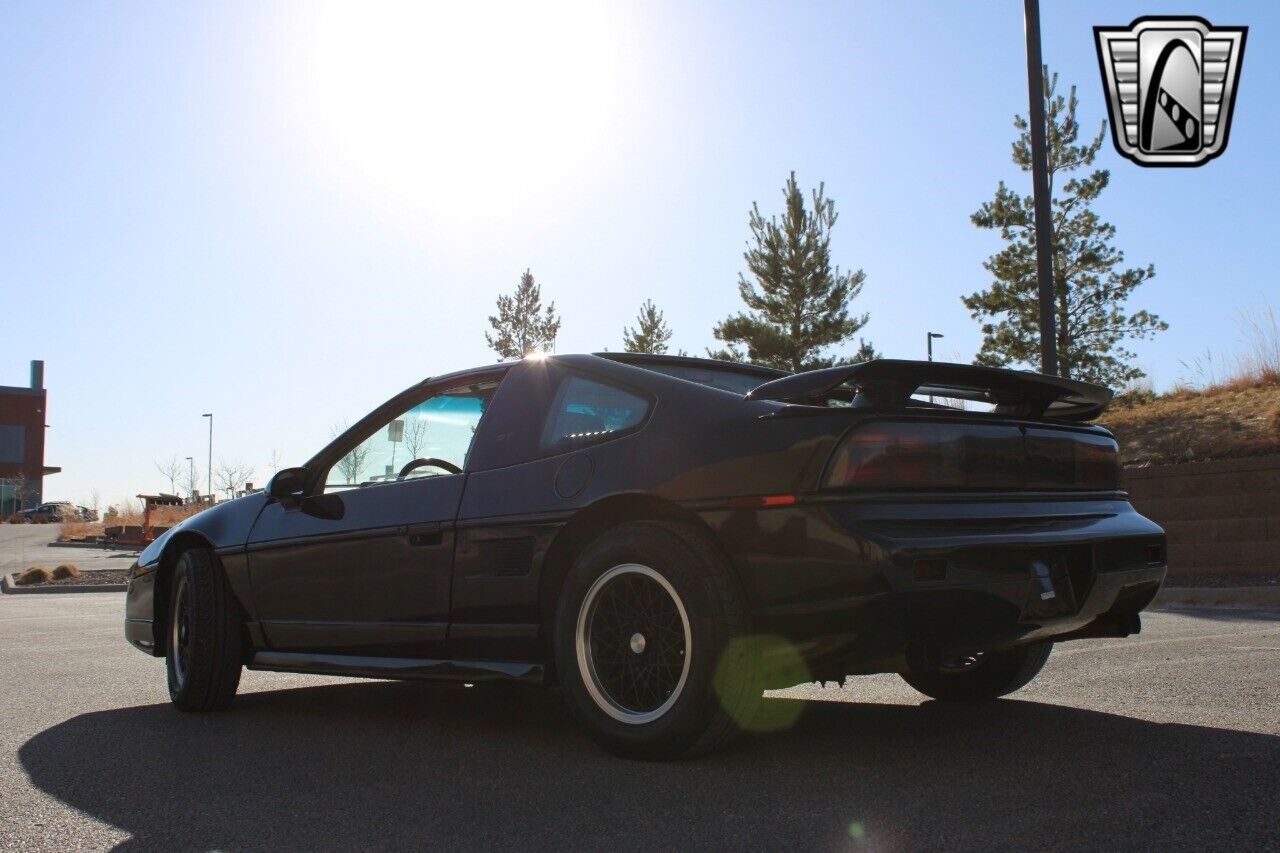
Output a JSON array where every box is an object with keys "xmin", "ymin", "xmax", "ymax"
[{"xmin": 0, "ymin": 360, "xmax": 60, "ymax": 514}]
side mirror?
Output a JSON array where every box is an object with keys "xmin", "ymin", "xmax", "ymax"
[
  {"xmin": 301, "ymin": 492, "xmax": 345, "ymax": 521},
  {"xmin": 267, "ymin": 467, "xmax": 307, "ymax": 501}
]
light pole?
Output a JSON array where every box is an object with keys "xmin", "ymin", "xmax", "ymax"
[
  {"xmin": 1023, "ymin": 0, "xmax": 1059, "ymax": 377},
  {"xmin": 185, "ymin": 456, "xmax": 193, "ymax": 503},
  {"xmin": 927, "ymin": 332, "xmax": 945, "ymax": 404},
  {"xmin": 926, "ymin": 331, "xmax": 945, "ymax": 362},
  {"xmin": 202, "ymin": 413, "xmax": 213, "ymax": 502}
]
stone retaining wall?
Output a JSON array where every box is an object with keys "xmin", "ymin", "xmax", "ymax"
[{"xmin": 1124, "ymin": 455, "xmax": 1280, "ymax": 580}]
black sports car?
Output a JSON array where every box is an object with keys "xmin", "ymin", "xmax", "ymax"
[{"xmin": 125, "ymin": 353, "xmax": 1166, "ymax": 758}]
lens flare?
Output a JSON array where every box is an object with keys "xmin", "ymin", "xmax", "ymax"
[{"xmin": 713, "ymin": 634, "xmax": 810, "ymax": 733}]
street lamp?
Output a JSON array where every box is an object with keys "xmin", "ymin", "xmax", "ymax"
[
  {"xmin": 927, "ymin": 331, "xmax": 945, "ymax": 362},
  {"xmin": 926, "ymin": 332, "xmax": 945, "ymax": 405},
  {"xmin": 184, "ymin": 456, "xmax": 193, "ymax": 503},
  {"xmin": 202, "ymin": 413, "xmax": 213, "ymax": 502}
]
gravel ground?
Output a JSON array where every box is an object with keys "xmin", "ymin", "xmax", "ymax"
[
  {"xmin": 8, "ymin": 569, "xmax": 129, "ymax": 587},
  {"xmin": 1, "ymin": 593, "xmax": 1277, "ymax": 852}
]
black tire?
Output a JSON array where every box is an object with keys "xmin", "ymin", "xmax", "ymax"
[
  {"xmin": 166, "ymin": 548, "xmax": 243, "ymax": 711},
  {"xmin": 900, "ymin": 642, "xmax": 1053, "ymax": 702},
  {"xmin": 553, "ymin": 521, "xmax": 762, "ymax": 760}
]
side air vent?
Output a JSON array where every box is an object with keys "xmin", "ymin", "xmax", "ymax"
[{"xmin": 472, "ymin": 537, "xmax": 536, "ymax": 577}]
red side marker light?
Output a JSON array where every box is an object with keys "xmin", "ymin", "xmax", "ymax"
[{"xmin": 728, "ymin": 494, "xmax": 797, "ymax": 508}]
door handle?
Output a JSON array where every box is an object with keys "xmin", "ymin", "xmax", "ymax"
[{"xmin": 407, "ymin": 522, "xmax": 444, "ymax": 547}]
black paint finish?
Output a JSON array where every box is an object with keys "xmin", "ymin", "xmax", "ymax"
[
  {"xmin": 245, "ymin": 473, "xmax": 463, "ymax": 656},
  {"xmin": 124, "ymin": 353, "xmax": 1167, "ymax": 685}
]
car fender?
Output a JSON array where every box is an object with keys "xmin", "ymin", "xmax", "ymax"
[{"xmin": 129, "ymin": 494, "xmax": 268, "ymax": 651}]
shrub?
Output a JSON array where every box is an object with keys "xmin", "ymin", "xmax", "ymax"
[
  {"xmin": 51, "ymin": 564, "xmax": 80, "ymax": 579},
  {"xmin": 1111, "ymin": 387, "xmax": 1158, "ymax": 409},
  {"xmin": 15, "ymin": 566, "xmax": 52, "ymax": 586},
  {"xmin": 62, "ymin": 502, "xmax": 204, "ymax": 541},
  {"xmin": 1236, "ymin": 304, "xmax": 1280, "ymax": 385},
  {"xmin": 58, "ymin": 520, "xmax": 96, "ymax": 541}
]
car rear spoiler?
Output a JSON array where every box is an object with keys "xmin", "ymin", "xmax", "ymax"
[{"xmin": 745, "ymin": 359, "xmax": 1112, "ymax": 421}]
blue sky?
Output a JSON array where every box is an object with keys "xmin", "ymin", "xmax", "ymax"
[{"xmin": 2, "ymin": 0, "xmax": 1276, "ymax": 507}]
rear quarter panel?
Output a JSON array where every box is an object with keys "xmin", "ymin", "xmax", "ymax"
[{"xmin": 452, "ymin": 357, "xmax": 852, "ymax": 647}]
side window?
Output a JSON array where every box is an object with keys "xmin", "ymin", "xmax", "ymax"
[
  {"xmin": 324, "ymin": 389, "xmax": 492, "ymax": 491},
  {"xmin": 539, "ymin": 376, "xmax": 650, "ymax": 453}
]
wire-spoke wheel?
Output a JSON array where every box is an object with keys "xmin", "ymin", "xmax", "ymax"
[
  {"xmin": 576, "ymin": 564, "xmax": 692, "ymax": 725},
  {"xmin": 555, "ymin": 521, "xmax": 762, "ymax": 760}
]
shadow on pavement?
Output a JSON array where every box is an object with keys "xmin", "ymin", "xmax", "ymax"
[{"xmin": 20, "ymin": 680, "xmax": 1279, "ymax": 850}]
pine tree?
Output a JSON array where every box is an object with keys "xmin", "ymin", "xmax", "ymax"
[
  {"xmin": 850, "ymin": 338, "xmax": 881, "ymax": 363},
  {"xmin": 485, "ymin": 269, "xmax": 561, "ymax": 360},
  {"xmin": 965, "ymin": 70, "xmax": 1166, "ymax": 386},
  {"xmin": 622, "ymin": 300, "xmax": 674, "ymax": 354},
  {"xmin": 710, "ymin": 172, "xmax": 871, "ymax": 372}
]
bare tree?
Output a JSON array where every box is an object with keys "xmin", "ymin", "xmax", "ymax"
[
  {"xmin": 334, "ymin": 445, "xmax": 371, "ymax": 485},
  {"xmin": 268, "ymin": 448, "xmax": 282, "ymax": 474},
  {"xmin": 10, "ymin": 478, "xmax": 30, "ymax": 514},
  {"xmin": 330, "ymin": 423, "xmax": 372, "ymax": 485},
  {"xmin": 214, "ymin": 459, "xmax": 256, "ymax": 501},
  {"xmin": 88, "ymin": 488, "xmax": 101, "ymax": 518},
  {"xmin": 402, "ymin": 417, "xmax": 429, "ymax": 461},
  {"xmin": 155, "ymin": 455, "xmax": 182, "ymax": 495},
  {"xmin": 182, "ymin": 463, "xmax": 202, "ymax": 502}
]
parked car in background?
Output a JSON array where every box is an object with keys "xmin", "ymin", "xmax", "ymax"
[
  {"xmin": 124, "ymin": 354, "xmax": 1166, "ymax": 759},
  {"xmin": 22, "ymin": 502, "xmax": 79, "ymax": 523},
  {"xmin": 77, "ymin": 505, "xmax": 99, "ymax": 522}
]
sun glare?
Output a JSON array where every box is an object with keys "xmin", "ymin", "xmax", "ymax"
[{"xmin": 303, "ymin": 1, "xmax": 626, "ymax": 231}]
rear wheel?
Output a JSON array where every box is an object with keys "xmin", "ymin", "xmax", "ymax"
[
  {"xmin": 554, "ymin": 521, "xmax": 761, "ymax": 759},
  {"xmin": 900, "ymin": 642, "xmax": 1053, "ymax": 702},
  {"xmin": 166, "ymin": 548, "xmax": 243, "ymax": 711}
]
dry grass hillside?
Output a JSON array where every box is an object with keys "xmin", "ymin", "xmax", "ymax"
[
  {"xmin": 1104, "ymin": 307, "xmax": 1280, "ymax": 467},
  {"xmin": 1104, "ymin": 373, "xmax": 1280, "ymax": 467}
]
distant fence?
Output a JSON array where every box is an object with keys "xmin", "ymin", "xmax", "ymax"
[{"xmin": 1124, "ymin": 455, "xmax": 1280, "ymax": 582}]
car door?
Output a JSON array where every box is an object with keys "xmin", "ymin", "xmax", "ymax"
[{"xmin": 246, "ymin": 379, "xmax": 497, "ymax": 659}]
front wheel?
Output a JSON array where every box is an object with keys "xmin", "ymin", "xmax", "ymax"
[
  {"xmin": 900, "ymin": 642, "xmax": 1053, "ymax": 702},
  {"xmin": 166, "ymin": 548, "xmax": 243, "ymax": 711},
  {"xmin": 554, "ymin": 521, "xmax": 762, "ymax": 759}
]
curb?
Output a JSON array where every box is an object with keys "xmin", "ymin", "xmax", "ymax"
[
  {"xmin": 1153, "ymin": 585, "xmax": 1280, "ymax": 608},
  {"xmin": 1, "ymin": 573, "xmax": 127, "ymax": 595}
]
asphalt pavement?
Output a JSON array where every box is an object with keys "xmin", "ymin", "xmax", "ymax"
[
  {"xmin": 0, "ymin": 589, "xmax": 1277, "ymax": 851},
  {"xmin": 0, "ymin": 525, "xmax": 136, "ymax": 576}
]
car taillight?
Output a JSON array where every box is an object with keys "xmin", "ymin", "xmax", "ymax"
[
  {"xmin": 1024, "ymin": 428, "xmax": 1121, "ymax": 490},
  {"xmin": 824, "ymin": 422, "xmax": 1120, "ymax": 491}
]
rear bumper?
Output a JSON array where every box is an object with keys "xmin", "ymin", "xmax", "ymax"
[{"xmin": 698, "ymin": 495, "xmax": 1167, "ymax": 676}]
